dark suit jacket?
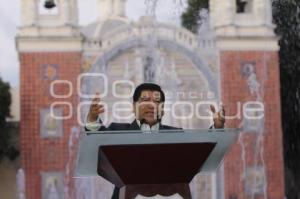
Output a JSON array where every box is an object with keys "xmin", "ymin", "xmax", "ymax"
[
  {"xmin": 86, "ymin": 120, "xmax": 181, "ymax": 199},
  {"xmin": 98, "ymin": 119, "xmax": 181, "ymax": 131}
]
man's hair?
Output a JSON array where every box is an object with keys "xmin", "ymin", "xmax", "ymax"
[{"xmin": 133, "ymin": 83, "xmax": 165, "ymax": 102}]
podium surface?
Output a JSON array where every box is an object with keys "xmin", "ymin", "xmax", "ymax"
[{"xmin": 75, "ymin": 129, "xmax": 239, "ymax": 198}]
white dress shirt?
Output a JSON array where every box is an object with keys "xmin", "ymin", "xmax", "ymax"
[
  {"xmin": 136, "ymin": 119, "xmax": 159, "ymax": 133},
  {"xmin": 86, "ymin": 117, "xmax": 160, "ymax": 133}
]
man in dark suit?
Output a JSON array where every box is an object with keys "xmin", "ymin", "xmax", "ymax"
[{"xmin": 86, "ymin": 83, "xmax": 225, "ymax": 199}]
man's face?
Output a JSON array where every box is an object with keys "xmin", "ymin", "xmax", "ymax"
[{"xmin": 133, "ymin": 90, "xmax": 164, "ymax": 126}]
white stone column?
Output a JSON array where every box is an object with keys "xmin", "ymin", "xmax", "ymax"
[
  {"xmin": 20, "ymin": 0, "xmax": 37, "ymax": 26},
  {"xmin": 97, "ymin": 0, "xmax": 112, "ymax": 20},
  {"xmin": 60, "ymin": 0, "xmax": 78, "ymax": 26},
  {"xmin": 254, "ymin": 0, "xmax": 273, "ymax": 25},
  {"xmin": 210, "ymin": 0, "xmax": 235, "ymax": 28},
  {"xmin": 69, "ymin": 0, "xmax": 79, "ymax": 26},
  {"xmin": 61, "ymin": 0, "xmax": 70, "ymax": 25},
  {"xmin": 114, "ymin": 0, "xmax": 126, "ymax": 17},
  {"xmin": 97, "ymin": 0, "xmax": 127, "ymax": 19}
]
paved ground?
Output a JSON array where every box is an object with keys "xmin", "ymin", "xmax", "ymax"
[{"xmin": 0, "ymin": 158, "xmax": 18, "ymax": 199}]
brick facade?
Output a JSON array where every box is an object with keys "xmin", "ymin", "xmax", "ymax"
[
  {"xmin": 220, "ymin": 51, "xmax": 285, "ymax": 199},
  {"xmin": 19, "ymin": 52, "xmax": 82, "ymax": 198},
  {"xmin": 18, "ymin": 50, "xmax": 286, "ymax": 199}
]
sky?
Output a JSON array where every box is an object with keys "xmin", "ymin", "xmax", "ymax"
[{"xmin": 0, "ymin": 0, "xmax": 187, "ymax": 87}]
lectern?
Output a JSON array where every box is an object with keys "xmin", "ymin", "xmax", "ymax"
[{"xmin": 75, "ymin": 129, "xmax": 238, "ymax": 199}]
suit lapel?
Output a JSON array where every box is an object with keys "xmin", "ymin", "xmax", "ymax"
[
  {"xmin": 159, "ymin": 123, "xmax": 164, "ymax": 130},
  {"xmin": 130, "ymin": 120, "xmax": 163, "ymax": 131},
  {"xmin": 129, "ymin": 120, "xmax": 140, "ymax": 130}
]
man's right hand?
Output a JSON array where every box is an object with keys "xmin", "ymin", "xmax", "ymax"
[{"xmin": 87, "ymin": 93, "xmax": 105, "ymax": 122}]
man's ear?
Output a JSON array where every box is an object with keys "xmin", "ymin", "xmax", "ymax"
[
  {"xmin": 158, "ymin": 103, "xmax": 164, "ymax": 118},
  {"xmin": 161, "ymin": 110, "xmax": 165, "ymax": 117},
  {"xmin": 132, "ymin": 102, "xmax": 136, "ymax": 113}
]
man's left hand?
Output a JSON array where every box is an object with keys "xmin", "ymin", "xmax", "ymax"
[{"xmin": 210, "ymin": 105, "xmax": 225, "ymax": 129}]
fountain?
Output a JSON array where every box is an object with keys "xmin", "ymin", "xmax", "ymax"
[
  {"xmin": 14, "ymin": 0, "xmax": 285, "ymax": 198},
  {"xmin": 76, "ymin": 0, "xmax": 276, "ymax": 199},
  {"xmin": 79, "ymin": 0, "xmax": 218, "ymax": 198}
]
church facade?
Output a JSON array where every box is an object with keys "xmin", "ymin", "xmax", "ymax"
[{"xmin": 16, "ymin": 0, "xmax": 284, "ymax": 198}]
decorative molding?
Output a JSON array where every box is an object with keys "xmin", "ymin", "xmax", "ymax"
[
  {"xmin": 83, "ymin": 22, "xmax": 216, "ymax": 54},
  {"xmin": 17, "ymin": 26, "xmax": 81, "ymax": 37},
  {"xmin": 214, "ymin": 25, "xmax": 275, "ymax": 38},
  {"xmin": 216, "ymin": 37, "xmax": 279, "ymax": 51},
  {"xmin": 16, "ymin": 36, "xmax": 83, "ymax": 52}
]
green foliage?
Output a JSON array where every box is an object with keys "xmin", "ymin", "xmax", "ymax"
[
  {"xmin": 181, "ymin": 0, "xmax": 300, "ymax": 197},
  {"xmin": 272, "ymin": 0, "xmax": 300, "ymax": 198},
  {"xmin": 0, "ymin": 78, "xmax": 11, "ymax": 121},
  {"xmin": 181, "ymin": 0, "xmax": 209, "ymax": 33},
  {"xmin": 0, "ymin": 78, "xmax": 12, "ymax": 161}
]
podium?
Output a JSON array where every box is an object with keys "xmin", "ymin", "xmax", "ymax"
[{"xmin": 75, "ymin": 129, "xmax": 238, "ymax": 199}]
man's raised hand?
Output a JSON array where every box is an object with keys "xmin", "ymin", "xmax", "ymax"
[
  {"xmin": 87, "ymin": 93, "xmax": 105, "ymax": 122},
  {"xmin": 210, "ymin": 105, "xmax": 225, "ymax": 129}
]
